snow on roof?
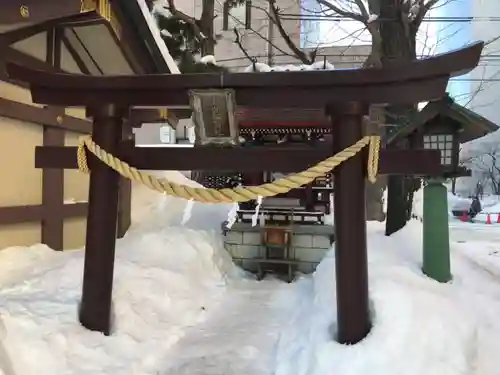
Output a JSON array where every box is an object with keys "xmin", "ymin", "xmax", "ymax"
[{"xmin": 243, "ymin": 61, "xmax": 335, "ymax": 73}]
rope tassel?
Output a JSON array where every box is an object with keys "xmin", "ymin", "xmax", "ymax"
[{"xmin": 76, "ymin": 135, "xmax": 381, "ymax": 204}]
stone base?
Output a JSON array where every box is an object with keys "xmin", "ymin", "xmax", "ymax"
[{"xmin": 221, "ymin": 221, "xmax": 334, "ymax": 276}]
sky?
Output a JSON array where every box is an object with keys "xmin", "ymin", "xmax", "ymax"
[
  {"xmin": 301, "ymin": 0, "xmax": 472, "ymax": 103},
  {"xmin": 432, "ymin": 0, "xmax": 472, "ymax": 104}
]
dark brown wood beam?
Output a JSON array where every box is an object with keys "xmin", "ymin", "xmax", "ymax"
[
  {"xmin": 0, "ymin": 63, "xmax": 28, "ymax": 88},
  {"xmin": 0, "ymin": 48, "xmax": 61, "ymax": 88},
  {"xmin": 0, "ymin": 97, "xmax": 91, "ymax": 133},
  {"xmin": 117, "ymin": 122, "xmax": 133, "ymax": 238},
  {"xmin": 0, "ymin": 11, "xmax": 95, "ymax": 47},
  {"xmin": 24, "ymin": 78, "xmax": 451, "ymax": 108},
  {"xmin": 0, "ymin": 202, "xmax": 87, "ymax": 225},
  {"xmin": 7, "ymin": 42, "xmax": 483, "ymax": 89},
  {"xmin": 107, "ymin": 1, "xmax": 148, "ymax": 74},
  {"xmin": 41, "ymin": 124, "xmax": 65, "ymax": 250},
  {"xmin": 0, "ymin": 1, "xmax": 81, "ymax": 25},
  {"xmin": 34, "ymin": 143, "xmax": 443, "ymax": 176},
  {"xmin": 4, "ymin": 48, "xmax": 60, "ymax": 72},
  {"xmin": 5, "ymin": 42, "xmax": 484, "ymax": 107},
  {"xmin": 79, "ymin": 104, "xmax": 124, "ymax": 335}
]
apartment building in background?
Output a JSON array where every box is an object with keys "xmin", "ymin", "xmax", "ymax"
[{"xmin": 468, "ymin": 0, "xmax": 500, "ymax": 125}]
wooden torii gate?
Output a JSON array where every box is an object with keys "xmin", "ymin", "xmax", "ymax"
[{"xmin": 6, "ymin": 41, "xmax": 483, "ymax": 344}]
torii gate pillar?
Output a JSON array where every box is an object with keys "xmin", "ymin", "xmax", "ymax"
[
  {"xmin": 327, "ymin": 101, "xmax": 370, "ymax": 344},
  {"xmin": 79, "ymin": 104, "xmax": 127, "ymax": 335}
]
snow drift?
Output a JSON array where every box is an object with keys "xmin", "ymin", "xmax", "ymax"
[{"xmin": 0, "ymin": 172, "xmax": 499, "ymax": 374}]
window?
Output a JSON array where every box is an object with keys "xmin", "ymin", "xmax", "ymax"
[
  {"xmin": 228, "ymin": 4, "xmax": 246, "ymax": 29},
  {"xmin": 423, "ymin": 134, "xmax": 454, "ymax": 165}
]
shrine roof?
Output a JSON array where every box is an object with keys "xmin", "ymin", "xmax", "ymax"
[{"xmin": 0, "ymin": 0, "xmax": 175, "ymax": 75}]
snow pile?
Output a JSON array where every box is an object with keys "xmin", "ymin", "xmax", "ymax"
[
  {"xmin": 0, "ymin": 177, "xmax": 500, "ymax": 374},
  {"xmin": 412, "ymin": 187, "xmax": 424, "ymax": 220},
  {"xmin": 0, "ymin": 228, "xmax": 238, "ymax": 375},
  {"xmin": 479, "ymin": 197, "xmax": 500, "ymax": 214},
  {"xmin": 275, "ymin": 221, "xmax": 500, "ymax": 375},
  {"xmin": 0, "ymin": 173, "xmax": 242, "ymax": 374},
  {"xmin": 480, "ymin": 195, "xmax": 500, "ymax": 210}
]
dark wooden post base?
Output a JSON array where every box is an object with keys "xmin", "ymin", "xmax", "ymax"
[
  {"xmin": 327, "ymin": 101, "xmax": 371, "ymax": 344},
  {"xmin": 79, "ymin": 104, "xmax": 127, "ymax": 335}
]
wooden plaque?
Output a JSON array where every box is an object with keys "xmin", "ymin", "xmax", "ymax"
[{"xmin": 189, "ymin": 89, "xmax": 238, "ymax": 146}]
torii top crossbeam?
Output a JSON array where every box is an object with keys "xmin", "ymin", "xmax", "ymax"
[{"xmin": 6, "ymin": 42, "xmax": 484, "ymax": 109}]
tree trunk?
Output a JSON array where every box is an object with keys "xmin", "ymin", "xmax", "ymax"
[
  {"xmin": 200, "ymin": 0, "xmax": 216, "ymax": 55},
  {"xmin": 379, "ymin": 0, "xmax": 419, "ymax": 235}
]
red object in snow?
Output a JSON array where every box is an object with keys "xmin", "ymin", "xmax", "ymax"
[
  {"xmin": 459, "ymin": 211, "xmax": 469, "ymax": 222},
  {"xmin": 486, "ymin": 214, "xmax": 492, "ymax": 224},
  {"xmin": 496, "ymin": 213, "xmax": 500, "ymax": 223}
]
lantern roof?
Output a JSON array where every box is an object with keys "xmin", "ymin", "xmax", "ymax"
[{"xmin": 387, "ymin": 95, "xmax": 499, "ymax": 144}]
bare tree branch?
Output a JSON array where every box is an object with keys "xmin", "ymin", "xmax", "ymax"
[
  {"xmin": 414, "ymin": 0, "xmax": 441, "ymax": 29},
  {"xmin": 233, "ymin": 27, "xmax": 256, "ymax": 64},
  {"xmin": 268, "ymin": 0, "xmax": 314, "ymax": 64},
  {"xmin": 316, "ymin": 0, "xmax": 366, "ymax": 23},
  {"xmin": 223, "ymin": 5, "xmax": 294, "ymax": 59}
]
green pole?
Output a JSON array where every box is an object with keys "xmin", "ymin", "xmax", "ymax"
[{"xmin": 422, "ymin": 178, "xmax": 452, "ymax": 283}]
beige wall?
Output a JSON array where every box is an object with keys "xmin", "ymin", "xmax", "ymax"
[
  {"xmin": 0, "ymin": 84, "xmax": 90, "ymax": 250},
  {"xmin": 0, "ymin": 115, "xmax": 43, "ymax": 249}
]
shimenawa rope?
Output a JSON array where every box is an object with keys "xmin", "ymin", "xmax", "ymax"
[{"xmin": 76, "ymin": 135, "xmax": 380, "ymax": 204}]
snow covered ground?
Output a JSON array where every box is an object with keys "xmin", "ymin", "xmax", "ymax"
[{"xmin": 1, "ymin": 173, "xmax": 500, "ymax": 375}]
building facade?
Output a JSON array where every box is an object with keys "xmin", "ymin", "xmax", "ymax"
[
  {"xmin": 469, "ymin": 0, "xmax": 499, "ymax": 125},
  {"xmin": 300, "ymin": 0, "xmax": 322, "ymax": 48}
]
